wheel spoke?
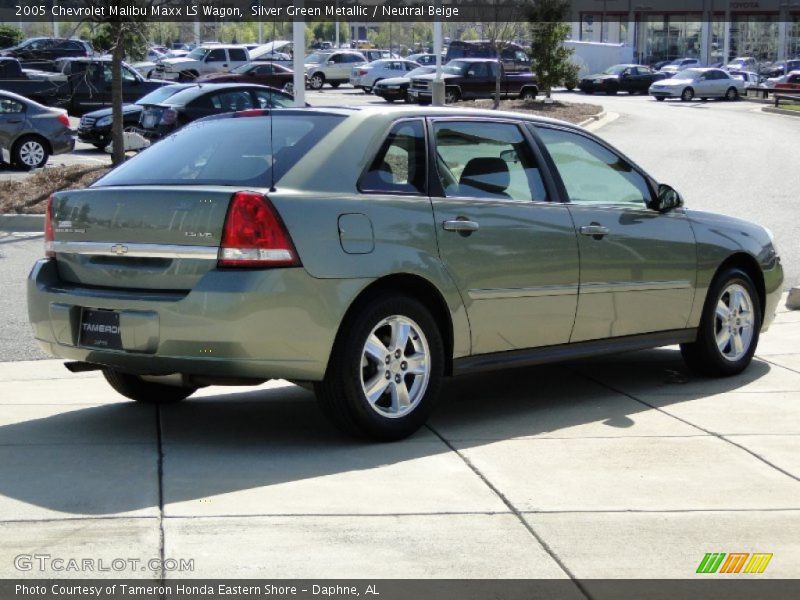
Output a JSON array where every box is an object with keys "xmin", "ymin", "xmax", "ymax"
[
  {"xmin": 390, "ymin": 380, "xmax": 411, "ymax": 413},
  {"xmin": 364, "ymin": 373, "xmax": 390, "ymax": 405},
  {"xmin": 716, "ymin": 300, "xmax": 730, "ymax": 322},
  {"xmin": 391, "ymin": 320, "xmax": 411, "ymax": 353},
  {"xmin": 731, "ymin": 332, "xmax": 745, "ymax": 356},
  {"xmin": 716, "ymin": 329, "xmax": 732, "ymax": 353},
  {"xmin": 405, "ymin": 354, "xmax": 427, "ymax": 375},
  {"xmin": 364, "ymin": 334, "xmax": 388, "ymax": 364},
  {"xmin": 730, "ymin": 289, "xmax": 746, "ymax": 314}
]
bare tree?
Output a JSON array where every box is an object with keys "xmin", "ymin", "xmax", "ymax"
[{"xmin": 479, "ymin": 1, "xmax": 526, "ymax": 109}]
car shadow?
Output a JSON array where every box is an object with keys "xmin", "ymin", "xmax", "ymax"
[{"xmin": 0, "ymin": 348, "xmax": 776, "ymax": 515}]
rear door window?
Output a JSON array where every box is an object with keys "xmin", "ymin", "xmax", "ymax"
[
  {"xmin": 228, "ymin": 48, "xmax": 247, "ymax": 62},
  {"xmin": 359, "ymin": 120, "xmax": 426, "ymax": 195}
]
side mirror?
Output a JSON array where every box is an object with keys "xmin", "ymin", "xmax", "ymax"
[{"xmin": 654, "ymin": 184, "xmax": 683, "ymax": 213}]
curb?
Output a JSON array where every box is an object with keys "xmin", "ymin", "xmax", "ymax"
[
  {"xmin": 0, "ymin": 214, "xmax": 45, "ymax": 233},
  {"xmin": 762, "ymin": 106, "xmax": 800, "ymax": 118},
  {"xmin": 787, "ymin": 287, "xmax": 800, "ymax": 311},
  {"xmin": 578, "ymin": 110, "xmax": 606, "ymax": 128}
]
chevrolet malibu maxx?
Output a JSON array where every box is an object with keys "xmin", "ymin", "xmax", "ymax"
[{"xmin": 27, "ymin": 106, "xmax": 783, "ymax": 440}]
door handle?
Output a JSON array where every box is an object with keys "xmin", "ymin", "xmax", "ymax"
[
  {"xmin": 7, "ymin": 119, "xmax": 22, "ymax": 124},
  {"xmin": 443, "ymin": 219, "xmax": 479, "ymax": 236},
  {"xmin": 579, "ymin": 224, "xmax": 609, "ymax": 240}
]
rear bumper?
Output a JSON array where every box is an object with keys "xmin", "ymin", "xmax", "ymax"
[{"xmin": 27, "ymin": 259, "xmax": 371, "ymax": 381}]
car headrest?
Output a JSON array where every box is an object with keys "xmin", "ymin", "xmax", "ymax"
[{"xmin": 459, "ymin": 157, "xmax": 510, "ymax": 195}]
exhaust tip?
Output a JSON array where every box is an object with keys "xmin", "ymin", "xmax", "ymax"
[{"xmin": 64, "ymin": 361, "xmax": 102, "ymax": 373}]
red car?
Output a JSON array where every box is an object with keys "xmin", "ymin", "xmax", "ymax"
[
  {"xmin": 775, "ymin": 71, "xmax": 800, "ymax": 91},
  {"xmin": 196, "ymin": 62, "xmax": 299, "ymax": 94}
]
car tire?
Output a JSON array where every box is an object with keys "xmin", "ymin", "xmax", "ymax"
[
  {"xmin": 520, "ymin": 88, "xmax": 537, "ymax": 100},
  {"xmin": 282, "ymin": 82, "xmax": 294, "ymax": 95},
  {"xmin": 681, "ymin": 87, "xmax": 694, "ymax": 102},
  {"xmin": 314, "ymin": 294, "xmax": 444, "ymax": 441},
  {"xmin": 309, "ymin": 73, "xmax": 325, "ymax": 89},
  {"xmin": 680, "ymin": 268, "xmax": 762, "ymax": 377},
  {"xmin": 655, "ymin": 96, "xmax": 665, "ymax": 101},
  {"xmin": 725, "ymin": 87, "xmax": 739, "ymax": 101},
  {"xmin": 102, "ymin": 369, "xmax": 196, "ymax": 404},
  {"xmin": 445, "ymin": 87, "xmax": 461, "ymax": 103},
  {"xmin": 92, "ymin": 140, "xmax": 110, "ymax": 150},
  {"xmin": 384, "ymin": 97, "xmax": 395, "ymax": 103},
  {"xmin": 330, "ymin": 82, "xmax": 341, "ymax": 89},
  {"xmin": 12, "ymin": 135, "xmax": 49, "ymax": 170}
]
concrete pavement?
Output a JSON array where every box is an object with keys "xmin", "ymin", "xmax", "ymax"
[{"xmin": 0, "ymin": 298, "xmax": 797, "ymax": 580}]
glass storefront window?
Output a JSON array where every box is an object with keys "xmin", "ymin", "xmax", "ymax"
[
  {"xmin": 729, "ymin": 14, "xmax": 779, "ymax": 62},
  {"xmin": 788, "ymin": 15, "xmax": 800, "ymax": 59},
  {"xmin": 580, "ymin": 13, "xmax": 627, "ymax": 44},
  {"xmin": 637, "ymin": 15, "xmax": 703, "ymax": 65}
]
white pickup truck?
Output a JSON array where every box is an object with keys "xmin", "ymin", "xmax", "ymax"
[{"xmin": 152, "ymin": 45, "xmax": 250, "ymax": 81}]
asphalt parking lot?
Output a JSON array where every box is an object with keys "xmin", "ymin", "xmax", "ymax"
[{"xmin": 1, "ymin": 88, "xmax": 799, "ymax": 586}]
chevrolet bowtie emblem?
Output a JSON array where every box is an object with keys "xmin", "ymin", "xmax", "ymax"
[{"xmin": 110, "ymin": 244, "xmax": 129, "ymax": 256}]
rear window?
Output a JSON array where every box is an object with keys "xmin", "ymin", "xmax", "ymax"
[{"xmin": 93, "ymin": 114, "xmax": 345, "ymax": 188}]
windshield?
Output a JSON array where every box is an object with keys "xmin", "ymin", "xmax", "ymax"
[
  {"xmin": 408, "ymin": 66, "xmax": 436, "ymax": 78},
  {"xmin": 135, "ymin": 85, "xmax": 189, "ymax": 105},
  {"xmin": 675, "ymin": 68, "xmax": 703, "ymax": 80},
  {"xmin": 603, "ymin": 65, "xmax": 628, "ymax": 75},
  {"xmin": 305, "ymin": 52, "xmax": 330, "ymax": 64},
  {"xmin": 94, "ymin": 114, "xmax": 345, "ymax": 187},
  {"xmin": 186, "ymin": 48, "xmax": 209, "ymax": 61},
  {"xmin": 443, "ymin": 60, "xmax": 469, "ymax": 75}
]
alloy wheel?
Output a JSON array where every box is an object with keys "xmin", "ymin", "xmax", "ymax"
[
  {"xmin": 359, "ymin": 315, "xmax": 431, "ymax": 418},
  {"xmin": 715, "ymin": 283, "xmax": 755, "ymax": 362}
]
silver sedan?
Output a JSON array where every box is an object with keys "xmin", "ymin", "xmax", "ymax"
[
  {"xmin": 350, "ymin": 59, "xmax": 421, "ymax": 93},
  {"xmin": 649, "ymin": 68, "xmax": 746, "ymax": 102}
]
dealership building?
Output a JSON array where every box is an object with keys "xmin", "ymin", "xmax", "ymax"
[{"xmin": 570, "ymin": 0, "xmax": 800, "ymax": 65}]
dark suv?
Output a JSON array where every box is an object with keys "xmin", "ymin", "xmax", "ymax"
[{"xmin": 1, "ymin": 37, "xmax": 93, "ymax": 65}]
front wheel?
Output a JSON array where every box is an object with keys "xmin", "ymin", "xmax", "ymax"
[
  {"xmin": 309, "ymin": 73, "xmax": 325, "ymax": 90},
  {"xmin": 725, "ymin": 87, "xmax": 739, "ymax": 101},
  {"xmin": 655, "ymin": 96, "xmax": 665, "ymax": 102},
  {"xmin": 13, "ymin": 135, "xmax": 49, "ymax": 170},
  {"xmin": 681, "ymin": 87, "xmax": 694, "ymax": 102},
  {"xmin": 102, "ymin": 369, "xmax": 196, "ymax": 404},
  {"xmin": 520, "ymin": 88, "xmax": 537, "ymax": 101},
  {"xmin": 681, "ymin": 268, "xmax": 761, "ymax": 377},
  {"xmin": 445, "ymin": 87, "xmax": 460, "ymax": 104},
  {"xmin": 315, "ymin": 295, "xmax": 444, "ymax": 441}
]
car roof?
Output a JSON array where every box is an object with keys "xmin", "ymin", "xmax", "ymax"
[{"xmin": 151, "ymin": 83, "xmax": 290, "ymax": 105}]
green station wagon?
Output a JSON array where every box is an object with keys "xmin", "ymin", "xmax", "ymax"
[{"xmin": 27, "ymin": 106, "xmax": 783, "ymax": 440}]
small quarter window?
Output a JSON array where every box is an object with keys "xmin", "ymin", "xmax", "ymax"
[{"xmin": 360, "ymin": 120, "xmax": 426, "ymax": 195}]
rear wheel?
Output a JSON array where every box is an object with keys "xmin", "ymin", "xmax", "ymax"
[
  {"xmin": 725, "ymin": 87, "xmax": 739, "ymax": 101},
  {"xmin": 655, "ymin": 96, "xmax": 665, "ymax": 102},
  {"xmin": 309, "ymin": 73, "xmax": 325, "ymax": 89},
  {"xmin": 13, "ymin": 135, "xmax": 49, "ymax": 170},
  {"xmin": 681, "ymin": 87, "xmax": 695, "ymax": 102},
  {"xmin": 314, "ymin": 295, "xmax": 444, "ymax": 441},
  {"xmin": 330, "ymin": 81, "xmax": 341, "ymax": 89},
  {"xmin": 445, "ymin": 87, "xmax": 461, "ymax": 104},
  {"xmin": 102, "ymin": 369, "xmax": 196, "ymax": 404},
  {"xmin": 681, "ymin": 268, "xmax": 761, "ymax": 377}
]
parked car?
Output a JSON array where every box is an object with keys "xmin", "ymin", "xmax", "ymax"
[
  {"xmin": 152, "ymin": 45, "xmax": 250, "ymax": 81},
  {"xmin": 131, "ymin": 49, "xmax": 190, "ymax": 79},
  {"xmin": 728, "ymin": 70, "xmax": 763, "ymax": 90},
  {"xmin": 350, "ymin": 59, "xmax": 421, "ymax": 93},
  {"xmin": 305, "ymin": 50, "xmax": 367, "ymax": 89},
  {"xmin": 0, "ymin": 57, "xmax": 168, "ymax": 116},
  {"xmin": 196, "ymin": 62, "xmax": 298, "ymax": 94},
  {"xmin": 0, "ymin": 90, "xmax": 73, "ymax": 169},
  {"xmin": 725, "ymin": 57, "xmax": 758, "ymax": 72},
  {"xmin": 658, "ymin": 58, "xmax": 701, "ymax": 77},
  {"xmin": 28, "ymin": 106, "xmax": 783, "ymax": 440},
  {"xmin": 77, "ymin": 84, "xmax": 193, "ymax": 150},
  {"xmin": 136, "ymin": 83, "xmax": 294, "ymax": 139},
  {"xmin": 408, "ymin": 59, "xmax": 538, "ymax": 104},
  {"xmin": 760, "ymin": 59, "xmax": 800, "ymax": 79},
  {"xmin": 372, "ymin": 66, "xmax": 436, "ymax": 103},
  {"xmin": 578, "ymin": 64, "xmax": 666, "ymax": 95},
  {"xmin": 0, "ymin": 37, "xmax": 93, "ymax": 64},
  {"xmin": 775, "ymin": 70, "xmax": 800, "ymax": 91},
  {"xmin": 406, "ymin": 53, "xmax": 437, "ymax": 66},
  {"xmin": 649, "ymin": 68, "xmax": 745, "ymax": 102},
  {"xmin": 362, "ymin": 49, "xmax": 397, "ymax": 62},
  {"xmin": 249, "ymin": 41, "xmax": 294, "ymax": 67}
]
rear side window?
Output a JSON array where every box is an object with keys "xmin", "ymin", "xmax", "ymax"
[
  {"xmin": 229, "ymin": 48, "xmax": 247, "ymax": 61},
  {"xmin": 94, "ymin": 114, "xmax": 345, "ymax": 187},
  {"xmin": 360, "ymin": 120, "xmax": 426, "ymax": 195}
]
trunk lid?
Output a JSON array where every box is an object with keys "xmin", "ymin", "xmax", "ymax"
[{"xmin": 50, "ymin": 187, "xmax": 234, "ymax": 290}]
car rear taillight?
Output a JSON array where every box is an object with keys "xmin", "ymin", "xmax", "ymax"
[
  {"xmin": 234, "ymin": 109, "xmax": 270, "ymax": 117},
  {"xmin": 56, "ymin": 112, "xmax": 70, "ymax": 128},
  {"xmin": 218, "ymin": 192, "xmax": 300, "ymax": 268},
  {"xmin": 44, "ymin": 195, "xmax": 55, "ymax": 258},
  {"xmin": 160, "ymin": 109, "xmax": 177, "ymax": 126}
]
